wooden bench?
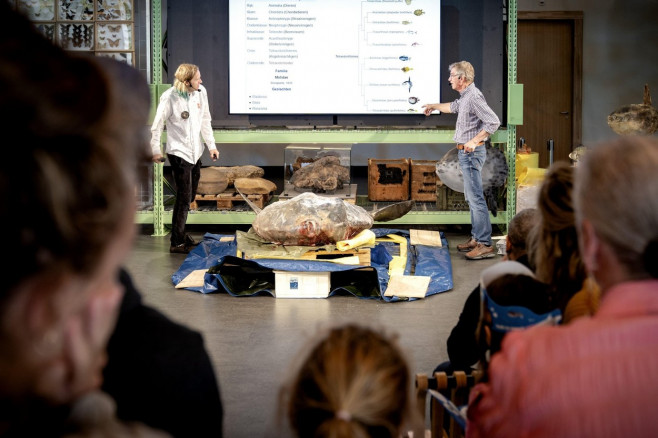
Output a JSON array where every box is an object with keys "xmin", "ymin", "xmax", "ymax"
[{"xmin": 415, "ymin": 370, "xmax": 482, "ymax": 438}]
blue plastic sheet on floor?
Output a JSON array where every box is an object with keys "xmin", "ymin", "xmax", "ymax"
[{"xmin": 172, "ymin": 229, "xmax": 453, "ymax": 301}]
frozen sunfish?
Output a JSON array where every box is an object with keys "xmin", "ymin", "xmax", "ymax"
[
  {"xmin": 435, "ymin": 145, "xmax": 509, "ymax": 215},
  {"xmin": 607, "ymin": 84, "xmax": 658, "ymax": 135},
  {"xmin": 241, "ymin": 192, "xmax": 415, "ymax": 246}
]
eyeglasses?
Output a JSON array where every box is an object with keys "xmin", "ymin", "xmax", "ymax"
[{"xmin": 449, "ymin": 73, "xmax": 461, "ymax": 78}]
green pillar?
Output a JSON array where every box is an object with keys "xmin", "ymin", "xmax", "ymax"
[
  {"xmin": 151, "ymin": 0, "xmax": 166, "ymax": 236},
  {"xmin": 505, "ymin": 0, "xmax": 519, "ymax": 230}
]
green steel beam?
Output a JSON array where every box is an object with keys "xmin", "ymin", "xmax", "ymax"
[
  {"xmin": 208, "ymin": 129, "xmax": 508, "ymax": 144},
  {"xmin": 150, "ymin": 0, "xmax": 166, "ymax": 236},
  {"xmin": 507, "ymin": 84, "xmax": 524, "ymax": 125},
  {"xmin": 160, "ymin": 210, "xmax": 509, "ymax": 226},
  {"xmin": 135, "ymin": 211, "xmax": 154, "ymax": 224},
  {"xmin": 151, "ymin": 0, "xmax": 162, "ymax": 85},
  {"xmin": 504, "ymin": 0, "xmax": 519, "ymax": 233},
  {"xmin": 158, "ymin": 128, "xmax": 508, "ymax": 145}
]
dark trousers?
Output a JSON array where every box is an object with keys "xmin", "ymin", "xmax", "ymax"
[{"xmin": 169, "ymin": 154, "xmax": 201, "ymax": 246}]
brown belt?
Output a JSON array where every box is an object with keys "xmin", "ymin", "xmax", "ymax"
[{"xmin": 457, "ymin": 141, "xmax": 485, "ymax": 150}]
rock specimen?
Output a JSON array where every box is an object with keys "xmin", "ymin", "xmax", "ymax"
[
  {"xmin": 234, "ymin": 177, "xmax": 277, "ymax": 195},
  {"xmin": 213, "ymin": 165, "xmax": 265, "ymax": 186},
  {"xmin": 197, "ymin": 167, "xmax": 229, "ymax": 195},
  {"xmin": 289, "ymin": 155, "xmax": 350, "ymax": 193}
]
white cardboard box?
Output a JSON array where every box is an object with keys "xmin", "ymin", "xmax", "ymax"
[{"xmin": 274, "ymin": 271, "xmax": 331, "ymax": 298}]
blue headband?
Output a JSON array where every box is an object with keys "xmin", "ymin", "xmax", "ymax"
[
  {"xmin": 482, "ymin": 288, "xmax": 562, "ymax": 333},
  {"xmin": 479, "ymin": 261, "xmax": 562, "ymax": 333}
]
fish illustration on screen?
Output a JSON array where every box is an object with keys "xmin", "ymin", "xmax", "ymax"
[
  {"xmin": 408, "ymin": 96, "xmax": 420, "ymax": 104},
  {"xmin": 399, "ymin": 55, "xmax": 410, "ymax": 61},
  {"xmin": 403, "ymin": 77, "xmax": 413, "ymax": 93},
  {"xmin": 401, "ymin": 66, "xmax": 413, "ymax": 73}
]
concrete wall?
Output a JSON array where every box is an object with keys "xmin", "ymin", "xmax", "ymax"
[{"xmin": 518, "ymin": 0, "xmax": 658, "ymax": 144}]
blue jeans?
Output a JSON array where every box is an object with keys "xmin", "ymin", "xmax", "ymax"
[{"xmin": 458, "ymin": 147, "xmax": 492, "ymax": 246}]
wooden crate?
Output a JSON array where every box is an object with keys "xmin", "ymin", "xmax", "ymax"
[
  {"xmin": 410, "ymin": 159, "xmax": 438, "ymax": 202},
  {"xmin": 190, "ymin": 189, "xmax": 272, "ymax": 210},
  {"xmin": 367, "ymin": 158, "xmax": 410, "ymax": 201},
  {"xmin": 436, "ymin": 185, "xmax": 469, "ymax": 211}
]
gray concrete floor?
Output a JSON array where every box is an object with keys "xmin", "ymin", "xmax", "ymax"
[{"xmin": 123, "ymin": 225, "xmax": 502, "ymax": 437}]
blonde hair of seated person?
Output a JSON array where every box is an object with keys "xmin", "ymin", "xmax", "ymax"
[{"xmin": 280, "ymin": 324, "xmax": 417, "ymax": 438}]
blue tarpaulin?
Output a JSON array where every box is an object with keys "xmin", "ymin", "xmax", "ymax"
[{"xmin": 172, "ymin": 229, "xmax": 453, "ymax": 302}]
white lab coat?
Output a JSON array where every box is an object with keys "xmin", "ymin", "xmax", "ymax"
[{"xmin": 150, "ymin": 84, "xmax": 216, "ymax": 164}]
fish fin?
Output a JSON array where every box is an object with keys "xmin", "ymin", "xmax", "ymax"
[
  {"xmin": 235, "ymin": 186, "xmax": 262, "ymax": 214},
  {"xmin": 485, "ymin": 187, "xmax": 499, "ymax": 217},
  {"xmin": 371, "ymin": 200, "xmax": 415, "ymax": 222}
]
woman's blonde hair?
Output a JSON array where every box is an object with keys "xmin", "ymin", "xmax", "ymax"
[
  {"xmin": 282, "ymin": 324, "xmax": 414, "ymax": 438},
  {"xmin": 173, "ymin": 63, "xmax": 199, "ymax": 93},
  {"xmin": 574, "ymin": 136, "xmax": 658, "ymax": 280}
]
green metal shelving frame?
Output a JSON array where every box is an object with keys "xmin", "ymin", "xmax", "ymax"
[{"xmin": 144, "ymin": 0, "xmax": 521, "ymax": 236}]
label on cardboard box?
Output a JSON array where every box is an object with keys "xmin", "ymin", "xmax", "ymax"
[{"xmin": 274, "ymin": 270, "xmax": 331, "ymax": 298}]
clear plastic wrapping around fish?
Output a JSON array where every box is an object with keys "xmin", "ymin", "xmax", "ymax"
[{"xmin": 252, "ymin": 192, "xmax": 373, "ymax": 246}]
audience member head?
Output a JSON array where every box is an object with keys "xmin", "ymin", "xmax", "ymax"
[
  {"xmin": 0, "ymin": 2, "xmax": 150, "ymax": 429},
  {"xmin": 505, "ymin": 208, "xmax": 537, "ymax": 262},
  {"xmin": 528, "ymin": 161, "xmax": 587, "ymax": 311},
  {"xmin": 281, "ymin": 324, "xmax": 415, "ymax": 438},
  {"xmin": 477, "ymin": 261, "xmax": 558, "ymax": 366},
  {"xmin": 574, "ymin": 136, "xmax": 658, "ymax": 291}
]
